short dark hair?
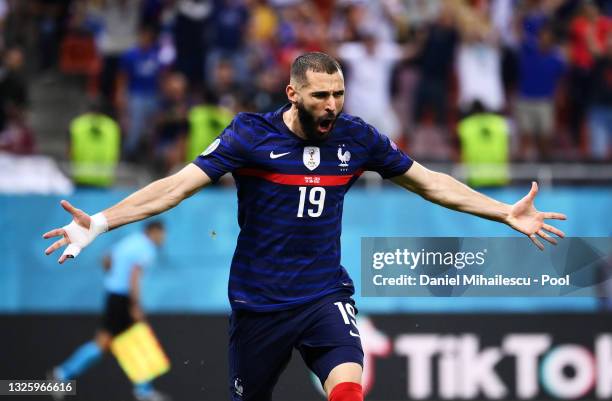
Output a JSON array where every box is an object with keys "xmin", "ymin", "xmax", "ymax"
[
  {"xmin": 290, "ymin": 52, "xmax": 342, "ymax": 87},
  {"xmin": 145, "ymin": 220, "xmax": 164, "ymax": 232}
]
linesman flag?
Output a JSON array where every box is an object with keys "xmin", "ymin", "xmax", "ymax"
[{"xmin": 111, "ymin": 322, "xmax": 171, "ymax": 383}]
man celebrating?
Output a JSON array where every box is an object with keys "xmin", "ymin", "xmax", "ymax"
[{"xmin": 44, "ymin": 52, "xmax": 566, "ymax": 401}]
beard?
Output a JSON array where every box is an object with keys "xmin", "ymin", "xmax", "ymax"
[{"xmin": 296, "ymin": 101, "xmax": 338, "ymax": 142}]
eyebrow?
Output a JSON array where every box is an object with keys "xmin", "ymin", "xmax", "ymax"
[{"xmin": 311, "ymin": 90, "xmax": 345, "ymax": 96}]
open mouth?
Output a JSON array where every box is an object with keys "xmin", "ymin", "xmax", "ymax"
[{"xmin": 318, "ymin": 118, "xmax": 334, "ymax": 133}]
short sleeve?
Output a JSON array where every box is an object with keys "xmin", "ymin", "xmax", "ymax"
[
  {"xmin": 135, "ymin": 246, "xmax": 155, "ymax": 270},
  {"xmin": 365, "ymin": 125, "xmax": 413, "ymax": 178},
  {"xmin": 192, "ymin": 114, "xmax": 252, "ymax": 181},
  {"xmin": 381, "ymin": 42, "xmax": 403, "ymax": 61},
  {"xmin": 337, "ymin": 43, "xmax": 362, "ymax": 62}
]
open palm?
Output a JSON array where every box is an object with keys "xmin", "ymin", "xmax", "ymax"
[
  {"xmin": 42, "ymin": 200, "xmax": 92, "ymax": 263},
  {"xmin": 506, "ymin": 182, "xmax": 566, "ymax": 250}
]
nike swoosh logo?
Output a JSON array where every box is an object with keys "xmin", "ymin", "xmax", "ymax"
[
  {"xmin": 350, "ymin": 330, "xmax": 360, "ymax": 338},
  {"xmin": 270, "ymin": 151, "xmax": 291, "ymax": 159}
]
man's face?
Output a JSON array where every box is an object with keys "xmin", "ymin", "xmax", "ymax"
[
  {"xmin": 138, "ymin": 29, "xmax": 155, "ymax": 49},
  {"xmin": 5, "ymin": 49, "xmax": 23, "ymax": 70},
  {"xmin": 538, "ymin": 29, "xmax": 554, "ymax": 50},
  {"xmin": 291, "ymin": 70, "xmax": 345, "ymax": 141},
  {"xmin": 149, "ymin": 228, "xmax": 165, "ymax": 247}
]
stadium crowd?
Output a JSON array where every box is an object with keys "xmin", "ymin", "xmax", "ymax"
[{"xmin": 1, "ymin": 0, "xmax": 612, "ymax": 181}]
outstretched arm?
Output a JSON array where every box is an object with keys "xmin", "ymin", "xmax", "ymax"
[
  {"xmin": 391, "ymin": 162, "xmax": 566, "ymax": 249},
  {"xmin": 43, "ymin": 163, "xmax": 211, "ymax": 263},
  {"xmin": 100, "ymin": 163, "xmax": 210, "ymax": 228}
]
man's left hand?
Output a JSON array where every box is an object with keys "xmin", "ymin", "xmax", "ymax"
[{"xmin": 506, "ymin": 182, "xmax": 567, "ymax": 250}]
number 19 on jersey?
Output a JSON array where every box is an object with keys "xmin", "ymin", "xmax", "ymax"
[{"xmin": 297, "ymin": 187, "xmax": 326, "ymax": 218}]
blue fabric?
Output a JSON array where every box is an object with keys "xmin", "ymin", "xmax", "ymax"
[
  {"xmin": 124, "ymin": 93, "xmax": 159, "ymax": 155},
  {"xmin": 228, "ymin": 291, "xmax": 363, "ymax": 400},
  {"xmin": 518, "ymin": 41, "xmax": 566, "ymax": 99},
  {"xmin": 193, "ymin": 104, "xmax": 413, "ymax": 311},
  {"xmin": 588, "ymin": 106, "xmax": 612, "ymax": 159},
  {"xmin": 104, "ymin": 232, "xmax": 157, "ymax": 295},
  {"xmin": 210, "ymin": 3, "xmax": 249, "ymax": 50},
  {"xmin": 521, "ymin": 13, "xmax": 548, "ymax": 43},
  {"xmin": 120, "ymin": 46, "xmax": 162, "ymax": 95},
  {"xmin": 58, "ymin": 341, "xmax": 103, "ymax": 380},
  {"xmin": 134, "ymin": 381, "xmax": 153, "ymax": 395}
]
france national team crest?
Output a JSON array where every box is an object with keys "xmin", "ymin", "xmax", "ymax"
[
  {"xmin": 337, "ymin": 145, "xmax": 351, "ymax": 169},
  {"xmin": 303, "ymin": 146, "xmax": 320, "ymax": 171}
]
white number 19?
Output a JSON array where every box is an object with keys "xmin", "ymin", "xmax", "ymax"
[{"xmin": 297, "ymin": 186, "xmax": 326, "ymax": 218}]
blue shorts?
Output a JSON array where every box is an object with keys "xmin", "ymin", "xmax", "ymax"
[{"xmin": 228, "ymin": 291, "xmax": 363, "ymax": 401}]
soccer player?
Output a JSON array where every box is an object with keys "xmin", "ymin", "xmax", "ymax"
[
  {"xmin": 43, "ymin": 52, "xmax": 566, "ymax": 401},
  {"xmin": 48, "ymin": 221, "xmax": 169, "ymax": 401}
]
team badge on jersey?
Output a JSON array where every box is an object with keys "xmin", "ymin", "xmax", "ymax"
[
  {"xmin": 201, "ymin": 138, "xmax": 220, "ymax": 156},
  {"xmin": 337, "ymin": 145, "xmax": 351, "ymax": 168},
  {"xmin": 303, "ymin": 146, "xmax": 320, "ymax": 171}
]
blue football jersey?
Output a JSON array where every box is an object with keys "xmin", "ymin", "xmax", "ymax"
[{"xmin": 193, "ymin": 104, "xmax": 413, "ymax": 311}]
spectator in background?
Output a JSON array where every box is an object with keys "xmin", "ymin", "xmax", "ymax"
[
  {"xmin": 89, "ymin": 0, "xmax": 141, "ymax": 110},
  {"xmin": 0, "ymin": 118, "xmax": 35, "ymax": 154},
  {"xmin": 206, "ymin": 0, "xmax": 250, "ymax": 87},
  {"xmin": 413, "ymin": 3, "xmax": 458, "ymax": 128},
  {"xmin": 567, "ymin": 0, "xmax": 612, "ymax": 150},
  {"xmin": 69, "ymin": 99, "xmax": 120, "ymax": 187},
  {"xmin": 456, "ymin": 11, "xmax": 505, "ymax": 114},
  {"xmin": 118, "ymin": 24, "xmax": 165, "ymax": 160},
  {"xmin": 171, "ymin": 0, "xmax": 213, "ymax": 89},
  {"xmin": 36, "ymin": 0, "xmax": 65, "ymax": 73},
  {"xmin": 588, "ymin": 33, "xmax": 612, "ymax": 160},
  {"xmin": 328, "ymin": 2, "xmax": 368, "ymax": 43},
  {"xmin": 516, "ymin": 23, "xmax": 566, "ymax": 161},
  {"xmin": 491, "ymin": 0, "xmax": 520, "ymax": 93},
  {"xmin": 0, "ymin": 46, "xmax": 34, "ymax": 155},
  {"xmin": 209, "ymin": 57, "xmax": 245, "ymax": 112},
  {"xmin": 244, "ymin": 0, "xmax": 279, "ymax": 81},
  {"xmin": 0, "ymin": 46, "xmax": 27, "ymax": 130},
  {"xmin": 337, "ymin": 28, "xmax": 404, "ymax": 141},
  {"xmin": 247, "ymin": 0, "xmax": 278, "ymax": 47},
  {"xmin": 59, "ymin": 2, "xmax": 102, "ymax": 96},
  {"xmin": 276, "ymin": 2, "xmax": 325, "ymax": 73},
  {"xmin": 518, "ymin": 0, "xmax": 554, "ymax": 44},
  {"xmin": 253, "ymin": 65, "xmax": 287, "ymax": 113},
  {"xmin": 154, "ymin": 72, "xmax": 189, "ymax": 174}
]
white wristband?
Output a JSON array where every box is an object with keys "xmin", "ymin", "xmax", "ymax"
[
  {"xmin": 61, "ymin": 212, "xmax": 108, "ymax": 259},
  {"xmin": 91, "ymin": 212, "xmax": 109, "ymax": 235}
]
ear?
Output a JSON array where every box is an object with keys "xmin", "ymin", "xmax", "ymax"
[{"xmin": 286, "ymin": 84, "xmax": 298, "ymax": 105}]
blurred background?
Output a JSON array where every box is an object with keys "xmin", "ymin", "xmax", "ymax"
[{"xmin": 1, "ymin": 0, "xmax": 612, "ymax": 400}]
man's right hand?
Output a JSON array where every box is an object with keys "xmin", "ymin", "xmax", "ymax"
[
  {"xmin": 130, "ymin": 305, "xmax": 146, "ymax": 322},
  {"xmin": 42, "ymin": 200, "xmax": 107, "ymax": 264}
]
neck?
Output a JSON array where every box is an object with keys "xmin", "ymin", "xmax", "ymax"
[{"xmin": 282, "ymin": 104, "xmax": 307, "ymax": 140}]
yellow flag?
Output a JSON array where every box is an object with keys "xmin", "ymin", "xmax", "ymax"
[{"xmin": 111, "ymin": 322, "xmax": 170, "ymax": 383}]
